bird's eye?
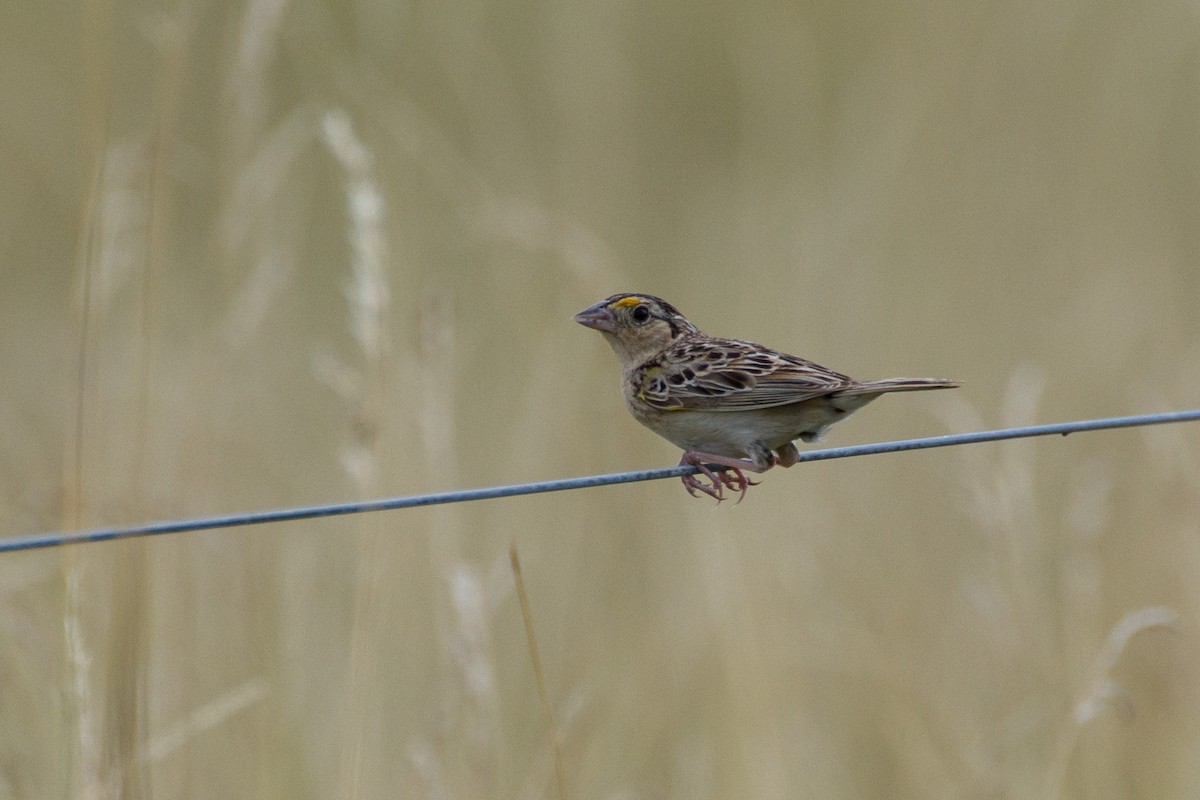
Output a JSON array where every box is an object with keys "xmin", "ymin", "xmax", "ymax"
[{"xmin": 631, "ymin": 305, "xmax": 652, "ymax": 324}]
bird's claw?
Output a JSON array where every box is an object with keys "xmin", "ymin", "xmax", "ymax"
[
  {"xmin": 682, "ymin": 472, "xmax": 725, "ymax": 501},
  {"xmin": 718, "ymin": 468, "xmax": 759, "ymax": 504},
  {"xmin": 678, "ymin": 453, "xmax": 759, "ymax": 504}
]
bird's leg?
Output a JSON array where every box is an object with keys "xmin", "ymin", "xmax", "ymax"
[
  {"xmin": 677, "ymin": 452, "xmax": 728, "ymax": 501},
  {"xmin": 773, "ymin": 442, "xmax": 800, "ymax": 468},
  {"xmin": 678, "ymin": 450, "xmax": 771, "ymax": 504}
]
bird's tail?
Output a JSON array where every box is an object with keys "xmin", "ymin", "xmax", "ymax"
[{"xmin": 835, "ymin": 377, "xmax": 959, "ymax": 396}]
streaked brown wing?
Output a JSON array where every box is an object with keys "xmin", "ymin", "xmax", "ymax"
[{"xmin": 636, "ymin": 337, "xmax": 857, "ymax": 411}]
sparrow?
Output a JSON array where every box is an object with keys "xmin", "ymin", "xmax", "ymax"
[{"xmin": 574, "ymin": 293, "xmax": 958, "ymax": 501}]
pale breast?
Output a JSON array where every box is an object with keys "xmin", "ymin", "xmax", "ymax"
[{"xmin": 624, "ymin": 395, "xmax": 873, "ymax": 459}]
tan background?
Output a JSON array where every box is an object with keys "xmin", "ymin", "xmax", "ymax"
[{"xmin": 2, "ymin": 1, "xmax": 1199, "ymax": 798}]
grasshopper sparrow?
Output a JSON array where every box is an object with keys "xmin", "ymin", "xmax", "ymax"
[{"xmin": 575, "ymin": 293, "xmax": 958, "ymax": 501}]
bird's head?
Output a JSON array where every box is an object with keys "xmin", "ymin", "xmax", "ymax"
[{"xmin": 574, "ymin": 293, "xmax": 699, "ymax": 366}]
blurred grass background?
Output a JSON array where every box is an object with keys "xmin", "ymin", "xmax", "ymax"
[{"xmin": 2, "ymin": 0, "xmax": 1199, "ymax": 797}]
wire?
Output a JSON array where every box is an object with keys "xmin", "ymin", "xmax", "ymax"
[{"xmin": 4, "ymin": 408, "xmax": 1198, "ymax": 554}]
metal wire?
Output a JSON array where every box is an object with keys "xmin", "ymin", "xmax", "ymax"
[{"xmin": 4, "ymin": 408, "xmax": 1198, "ymax": 554}]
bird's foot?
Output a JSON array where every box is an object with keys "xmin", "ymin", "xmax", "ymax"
[{"xmin": 678, "ymin": 451, "xmax": 763, "ymax": 504}]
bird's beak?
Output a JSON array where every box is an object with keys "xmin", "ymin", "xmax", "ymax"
[{"xmin": 573, "ymin": 302, "xmax": 616, "ymax": 332}]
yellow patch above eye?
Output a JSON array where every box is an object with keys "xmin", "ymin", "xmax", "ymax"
[{"xmin": 613, "ymin": 296, "xmax": 643, "ymax": 309}]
